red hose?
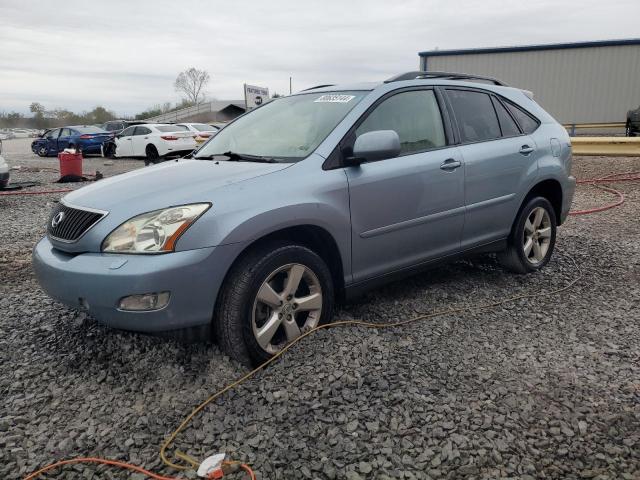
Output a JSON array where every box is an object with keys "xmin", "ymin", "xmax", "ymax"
[{"xmin": 569, "ymin": 171, "xmax": 640, "ymax": 216}]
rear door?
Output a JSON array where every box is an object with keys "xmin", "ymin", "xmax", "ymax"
[
  {"xmin": 115, "ymin": 126, "xmax": 136, "ymax": 157},
  {"xmin": 345, "ymin": 88, "xmax": 465, "ymax": 282},
  {"xmin": 444, "ymin": 88, "xmax": 539, "ymax": 249},
  {"xmin": 131, "ymin": 126, "xmax": 152, "ymax": 156}
]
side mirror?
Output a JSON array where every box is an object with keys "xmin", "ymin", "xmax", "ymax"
[{"xmin": 347, "ymin": 130, "xmax": 401, "ymax": 165}]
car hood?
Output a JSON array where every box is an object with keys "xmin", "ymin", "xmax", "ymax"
[{"xmin": 64, "ymin": 159, "xmax": 291, "ymax": 212}]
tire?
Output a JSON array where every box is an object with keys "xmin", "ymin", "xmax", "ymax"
[
  {"xmin": 626, "ymin": 124, "xmax": 637, "ymax": 137},
  {"xmin": 215, "ymin": 241, "xmax": 334, "ymax": 367},
  {"xmin": 36, "ymin": 145, "xmax": 48, "ymax": 157},
  {"xmin": 498, "ymin": 196, "xmax": 557, "ymax": 274},
  {"xmin": 145, "ymin": 145, "xmax": 160, "ymax": 165}
]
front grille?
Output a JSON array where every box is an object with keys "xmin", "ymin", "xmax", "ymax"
[{"xmin": 47, "ymin": 203, "xmax": 105, "ymax": 242}]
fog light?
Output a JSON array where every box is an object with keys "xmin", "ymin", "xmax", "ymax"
[{"xmin": 118, "ymin": 292, "xmax": 170, "ymax": 311}]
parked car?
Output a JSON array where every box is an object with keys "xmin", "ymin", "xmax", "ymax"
[
  {"xmin": 177, "ymin": 123, "xmax": 220, "ymax": 145},
  {"xmin": 33, "ymin": 71, "xmax": 575, "ymax": 366},
  {"xmin": 626, "ymin": 105, "xmax": 640, "ymax": 136},
  {"xmin": 0, "ymin": 130, "xmax": 15, "ymax": 141},
  {"xmin": 111, "ymin": 124, "xmax": 197, "ymax": 163},
  {"xmin": 31, "ymin": 126, "xmax": 112, "ymax": 157},
  {"xmin": 0, "ymin": 139, "xmax": 8, "ymax": 189},
  {"xmin": 101, "ymin": 119, "xmax": 147, "ymax": 133},
  {"xmin": 10, "ymin": 128, "xmax": 33, "ymax": 139}
]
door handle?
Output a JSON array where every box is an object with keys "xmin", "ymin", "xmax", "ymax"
[
  {"xmin": 519, "ymin": 145, "xmax": 534, "ymax": 155},
  {"xmin": 440, "ymin": 158, "xmax": 462, "ymax": 171}
]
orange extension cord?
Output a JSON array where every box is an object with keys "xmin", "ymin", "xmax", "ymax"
[
  {"xmin": 19, "ymin": 170, "xmax": 640, "ymax": 480},
  {"xmin": 23, "ymin": 457, "xmax": 255, "ymax": 480}
]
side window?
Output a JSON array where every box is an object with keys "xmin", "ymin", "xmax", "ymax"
[
  {"xmin": 120, "ymin": 126, "xmax": 136, "ymax": 137},
  {"xmin": 355, "ymin": 90, "xmax": 446, "ymax": 155},
  {"xmin": 46, "ymin": 129, "xmax": 59, "ymax": 139},
  {"xmin": 447, "ymin": 89, "xmax": 501, "ymax": 143},
  {"xmin": 492, "ymin": 97, "xmax": 521, "ymax": 137},
  {"xmin": 134, "ymin": 126, "xmax": 151, "ymax": 135},
  {"xmin": 60, "ymin": 128, "xmax": 72, "ymax": 137},
  {"xmin": 504, "ymin": 101, "xmax": 539, "ymax": 134}
]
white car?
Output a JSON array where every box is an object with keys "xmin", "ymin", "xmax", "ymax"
[
  {"xmin": 10, "ymin": 128, "xmax": 33, "ymax": 138},
  {"xmin": 0, "ymin": 140, "xmax": 9, "ymax": 189},
  {"xmin": 176, "ymin": 123, "xmax": 220, "ymax": 145},
  {"xmin": 113, "ymin": 124, "xmax": 197, "ymax": 163}
]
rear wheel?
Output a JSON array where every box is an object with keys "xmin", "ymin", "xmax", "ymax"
[
  {"xmin": 626, "ymin": 123, "xmax": 637, "ymax": 137},
  {"xmin": 498, "ymin": 196, "xmax": 557, "ymax": 274},
  {"xmin": 215, "ymin": 242, "xmax": 334, "ymax": 367},
  {"xmin": 145, "ymin": 145, "xmax": 159, "ymax": 165}
]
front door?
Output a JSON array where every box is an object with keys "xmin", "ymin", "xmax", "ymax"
[
  {"xmin": 131, "ymin": 126, "xmax": 152, "ymax": 156},
  {"xmin": 115, "ymin": 126, "xmax": 136, "ymax": 157},
  {"xmin": 57, "ymin": 128, "xmax": 73, "ymax": 151},
  {"xmin": 345, "ymin": 89, "xmax": 465, "ymax": 282}
]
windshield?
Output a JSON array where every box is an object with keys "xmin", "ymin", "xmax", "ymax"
[{"xmin": 194, "ymin": 91, "xmax": 367, "ymax": 161}]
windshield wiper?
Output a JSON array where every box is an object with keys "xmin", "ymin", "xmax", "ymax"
[
  {"xmin": 193, "ymin": 151, "xmax": 277, "ymax": 163},
  {"xmin": 222, "ymin": 151, "xmax": 278, "ymax": 163}
]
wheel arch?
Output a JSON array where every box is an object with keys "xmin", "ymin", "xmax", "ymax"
[
  {"xmin": 520, "ymin": 178, "xmax": 563, "ymax": 226},
  {"xmin": 220, "ymin": 224, "xmax": 347, "ymax": 302}
]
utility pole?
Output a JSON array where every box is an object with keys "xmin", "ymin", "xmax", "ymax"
[{"xmin": 289, "ymin": 77, "xmax": 292, "ymax": 95}]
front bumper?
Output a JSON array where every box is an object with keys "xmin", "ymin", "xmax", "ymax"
[
  {"xmin": 33, "ymin": 236, "xmax": 243, "ymax": 332},
  {"xmin": 560, "ymin": 175, "xmax": 576, "ymax": 224}
]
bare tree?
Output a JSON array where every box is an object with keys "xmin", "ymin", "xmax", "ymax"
[{"xmin": 174, "ymin": 68, "xmax": 210, "ymax": 104}]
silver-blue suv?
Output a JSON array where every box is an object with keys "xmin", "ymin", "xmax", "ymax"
[{"xmin": 33, "ymin": 71, "xmax": 576, "ymax": 366}]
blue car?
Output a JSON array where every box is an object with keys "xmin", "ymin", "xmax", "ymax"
[{"xmin": 31, "ymin": 126, "xmax": 112, "ymax": 157}]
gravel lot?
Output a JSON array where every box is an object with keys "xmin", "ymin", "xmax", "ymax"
[{"xmin": 1, "ymin": 138, "xmax": 639, "ymax": 479}]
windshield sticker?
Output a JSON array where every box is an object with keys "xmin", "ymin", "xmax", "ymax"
[{"xmin": 314, "ymin": 94, "xmax": 355, "ymax": 103}]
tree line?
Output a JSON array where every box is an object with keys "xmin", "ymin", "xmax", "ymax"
[{"xmin": 1, "ymin": 67, "xmax": 213, "ymax": 130}]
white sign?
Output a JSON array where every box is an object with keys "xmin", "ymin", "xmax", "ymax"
[{"xmin": 244, "ymin": 84, "xmax": 269, "ymax": 110}]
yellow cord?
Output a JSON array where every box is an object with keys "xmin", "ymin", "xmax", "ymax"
[{"xmin": 160, "ymin": 254, "xmax": 582, "ymax": 472}]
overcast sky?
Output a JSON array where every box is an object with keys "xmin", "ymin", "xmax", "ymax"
[{"xmin": 1, "ymin": 0, "xmax": 639, "ymax": 117}]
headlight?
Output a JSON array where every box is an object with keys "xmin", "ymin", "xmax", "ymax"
[{"xmin": 102, "ymin": 203, "xmax": 210, "ymax": 253}]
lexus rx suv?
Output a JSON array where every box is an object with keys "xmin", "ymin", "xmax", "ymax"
[{"xmin": 33, "ymin": 71, "xmax": 575, "ymax": 366}]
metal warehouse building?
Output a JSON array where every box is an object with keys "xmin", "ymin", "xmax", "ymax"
[{"xmin": 419, "ymin": 39, "xmax": 640, "ymax": 124}]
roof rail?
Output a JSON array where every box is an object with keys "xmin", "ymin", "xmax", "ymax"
[
  {"xmin": 385, "ymin": 71, "xmax": 507, "ymax": 86},
  {"xmin": 301, "ymin": 84, "xmax": 336, "ymax": 91}
]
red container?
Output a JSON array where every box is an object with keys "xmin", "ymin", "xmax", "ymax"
[{"xmin": 58, "ymin": 152, "xmax": 83, "ymax": 177}]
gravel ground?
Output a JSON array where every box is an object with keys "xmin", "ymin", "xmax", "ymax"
[{"xmin": 1, "ymin": 138, "xmax": 639, "ymax": 480}]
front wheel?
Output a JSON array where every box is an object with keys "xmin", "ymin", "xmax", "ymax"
[
  {"xmin": 215, "ymin": 242, "xmax": 334, "ymax": 366},
  {"xmin": 36, "ymin": 145, "xmax": 49, "ymax": 157},
  {"xmin": 498, "ymin": 196, "xmax": 557, "ymax": 274}
]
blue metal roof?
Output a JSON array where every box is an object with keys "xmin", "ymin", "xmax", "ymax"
[{"xmin": 419, "ymin": 38, "xmax": 640, "ymax": 57}]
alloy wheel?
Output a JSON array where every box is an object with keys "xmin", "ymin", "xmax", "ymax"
[
  {"xmin": 251, "ymin": 263, "xmax": 323, "ymax": 354},
  {"xmin": 523, "ymin": 207, "xmax": 552, "ymax": 264}
]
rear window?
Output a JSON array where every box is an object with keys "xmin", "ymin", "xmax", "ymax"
[
  {"xmin": 76, "ymin": 126, "xmax": 107, "ymax": 134},
  {"xmin": 191, "ymin": 124, "xmax": 215, "ymax": 131},
  {"xmin": 447, "ymin": 89, "xmax": 501, "ymax": 143},
  {"xmin": 156, "ymin": 125, "xmax": 189, "ymax": 132},
  {"xmin": 492, "ymin": 97, "xmax": 521, "ymax": 137},
  {"xmin": 504, "ymin": 101, "xmax": 540, "ymax": 134}
]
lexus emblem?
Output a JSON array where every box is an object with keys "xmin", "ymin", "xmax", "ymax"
[{"xmin": 51, "ymin": 212, "xmax": 65, "ymax": 228}]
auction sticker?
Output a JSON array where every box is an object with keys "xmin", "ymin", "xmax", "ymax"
[{"xmin": 314, "ymin": 94, "xmax": 355, "ymax": 103}]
